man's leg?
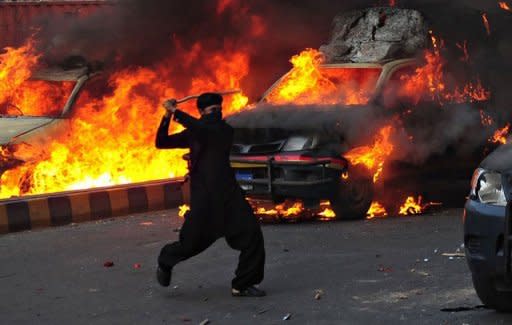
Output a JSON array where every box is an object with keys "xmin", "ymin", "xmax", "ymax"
[
  {"xmin": 157, "ymin": 211, "xmax": 215, "ymax": 286},
  {"xmin": 225, "ymin": 227, "xmax": 266, "ymax": 293}
]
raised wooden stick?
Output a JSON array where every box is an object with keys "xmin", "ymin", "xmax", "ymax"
[{"xmin": 176, "ymin": 89, "xmax": 241, "ymax": 104}]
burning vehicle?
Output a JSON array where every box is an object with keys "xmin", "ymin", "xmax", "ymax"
[
  {"xmin": 0, "ymin": 59, "xmax": 96, "ymax": 178},
  {"xmin": 465, "ymin": 143, "xmax": 512, "ymax": 311},
  {"xmin": 227, "ymin": 8, "xmax": 495, "ymax": 220}
]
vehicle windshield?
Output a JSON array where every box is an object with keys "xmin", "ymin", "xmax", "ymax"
[
  {"xmin": 0, "ymin": 79, "xmax": 75, "ymax": 117},
  {"xmin": 263, "ymin": 67, "xmax": 382, "ymax": 106}
]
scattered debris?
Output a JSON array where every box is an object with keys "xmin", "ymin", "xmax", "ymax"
[
  {"xmin": 88, "ymin": 288, "xmax": 99, "ymax": 293},
  {"xmin": 441, "ymin": 305, "xmax": 487, "ymax": 312},
  {"xmin": 199, "ymin": 319, "xmax": 210, "ymax": 325},
  {"xmin": 423, "ymin": 258, "xmax": 429, "ymax": 262},
  {"xmin": 257, "ymin": 309, "xmax": 269, "ymax": 315},
  {"xmin": 442, "ymin": 252, "xmax": 465, "ymax": 257},
  {"xmin": 314, "ymin": 289, "xmax": 324, "ymax": 300},
  {"xmin": 378, "ymin": 265, "xmax": 393, "ymax": 273},
  {"xmin": 103, "ymin": 261, "xmax": 114, "ymax": 268},
  {"xmin": 180, "ymin": 316, "xmax": 192, "ymax": 322},
  {"xmin": 283, "ymin": 313, "xmax": 292, "ymax": 321},
  {"xmin": 140, "ymin": 222, "xmax": 154, "ymax": 226},
  {"xmin": 283, "ymin": 248, "xmax": 290, "ymax": 252},
  {"xmin": 203, "ymin": 297, "xmax": 209, "ymax": 302},
  {"xmin": 173, "ymin": 285, "xmax": 179, "ymax": 290}
]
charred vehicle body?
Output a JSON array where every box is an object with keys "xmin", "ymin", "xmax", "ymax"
[
  {"xmin": 0, "ymin": 63, "xmax": 97, "ymax": 177},
  {"xmin": 465, "ymin": 145, "xmax": 512, "ymax": 312},
  {"xmin": 227, "ymin": 8, "xmax": 495, "ymax": 220}
]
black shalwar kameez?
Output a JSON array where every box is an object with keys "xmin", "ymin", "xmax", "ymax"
[{"xmin": 156, "ymin": 109, "xmax": 265, "ymax": 290}]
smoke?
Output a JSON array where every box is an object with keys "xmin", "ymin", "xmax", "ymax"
[
  {"xmin": 228, "ymin": 103, "xmax": 389, "ymax": 146},
  {"xmin": 10, "ymin": 0, "xmax": 512, "ymax": 166}
]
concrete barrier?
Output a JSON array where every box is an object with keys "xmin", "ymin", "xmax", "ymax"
[{"xmin": 0, "ymin": 178, "xmax": 185, "ymax": 234}]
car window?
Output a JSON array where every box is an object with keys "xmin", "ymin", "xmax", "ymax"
[
  {"xmin": 0, "ymin": 79, "xmax": 75, "ymax": 117},
  {"xmin": 263, "ymin": 67, "xmax": 382, "ymax": 106}
]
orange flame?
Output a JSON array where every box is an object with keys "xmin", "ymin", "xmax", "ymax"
[
  {"xmin": 0, "ymin": 39, "xmax": 74, "ymax": 117},
  {"xmin": 499, "ymin": 1, "xmax": 511, "ymax": 11},
  {"xmin": 264, "ymin": 49, "xmax": 381, "ymax": 105},
  {"xmin": 277, "ymin": 202, "xmax": 304, "ymax": 218},
  {"xmin": 482, "ymin": 13, "xmax": 491, "ymax": 36},
  {"xmin": 178, "ymin": 204, "xmax": 190, "ymax": 218},
  {"xmin": 399, "ymin": 45, "xmax": 490, "ymax": 105},
  {"xmin": 0, "ymin": 39, "xmax": 249, "ymax": 199},
  {"xmin": 490, "ymin": 124, "xmax": 510, "ymax": 145},
  {"xmin": 0, "ymin": 39, "xmax": 38, "ymax": 106},
  {"xmin": 318, "ymin": 200, "xmax": 336, "ymax": 219},
  {"xmin": 254, "ymin": 201, "xmax": 305, "ymax": 219},
  {"xmin": 366, "ymin": 202, "xmax": 388, "ymax": 219},
  {"xmin": 345, "ymin": 126, "xmax": 395, "ymax": 183},
  {"xmin": 318, "ymin": 208, "xmax": 336, "ymax": 219},
  {"xmin": 398, "ymin": 196, "xmax": 441, "ymax": 216},
  {"xmin": 399, "ymin": 196, "xmax": 423, "ymax": 215}
]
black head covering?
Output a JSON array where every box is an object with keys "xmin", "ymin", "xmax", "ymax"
[{"xmin": 197, "ymin": 93, "xmax": 223, "ymax": 110}]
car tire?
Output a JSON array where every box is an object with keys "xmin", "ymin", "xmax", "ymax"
[
  {"xmin": 472, "ymin": 273, "xmax": 512, "ymax": 312},
  {"xmin": 330, "ymin": 167, "xmax": 374, "ymax": 220}
]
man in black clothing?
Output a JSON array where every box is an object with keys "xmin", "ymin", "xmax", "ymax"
[{"xmin": 155, "ymin": 93, "xmax": 266, "ymax": 297}]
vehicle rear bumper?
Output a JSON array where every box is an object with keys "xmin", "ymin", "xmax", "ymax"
[{"xmin": 464, "ymin": 199, "xmax": 512, "ymax": 291}]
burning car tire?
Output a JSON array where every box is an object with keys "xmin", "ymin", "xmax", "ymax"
[
  {"xmin": 472, "ymin": 274, "xmax": 512, "ymax": 312},
  {"xmin": 329, "ymin": 167, "xmax": 373, "ymax": 220}
]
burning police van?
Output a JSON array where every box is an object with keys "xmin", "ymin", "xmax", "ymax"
[{"xmin": 227, "ymin": 7, "xmax": 497, "ymax": 221}]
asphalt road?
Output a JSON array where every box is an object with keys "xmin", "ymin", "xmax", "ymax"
[{"xmin": 1, "ymin": 209, "xmax": 511, "ymax": 325}]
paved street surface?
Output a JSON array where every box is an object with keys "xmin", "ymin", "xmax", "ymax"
[{"xmin": 1, "ymin": 209, "xmax": 512, "ymax": 325}]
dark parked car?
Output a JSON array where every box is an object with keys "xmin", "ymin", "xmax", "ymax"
[{"xmin": 465, "ymin": 144, "xmax": 512, "ymax": 311}]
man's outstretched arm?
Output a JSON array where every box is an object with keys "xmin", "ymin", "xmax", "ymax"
[{"xmin": 155, "ymin": 115, "xmax": 189, "ymax": 149}]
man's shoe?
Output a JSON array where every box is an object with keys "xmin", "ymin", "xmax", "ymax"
[
  {"xmin": 156, "ymin": 266, "xmax": 171, "ymax": 287},
  {"xmin": 232, "ymin": 286, "xmax": 266, "ymax": 297}
]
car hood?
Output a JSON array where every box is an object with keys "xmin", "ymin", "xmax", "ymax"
[
  {"xmin": 0, "ymin": 117, "xmax": 55, "ymax": 145},
  {"xmin": 481, "ymin": 143, "xmax": 512, "ymax": 172},
  {"xmin": 226, "ymin": 102, "xmax": 388, "ymax": 134}
]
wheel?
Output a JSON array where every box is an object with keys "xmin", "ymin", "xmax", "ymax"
[
  {"xmin": 330, "ymin": 167, "xmax": 374, "ymax": 220},
  {"xmin": 472, "ymin": 273, "xmax": 512, "ymax": 312}
]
